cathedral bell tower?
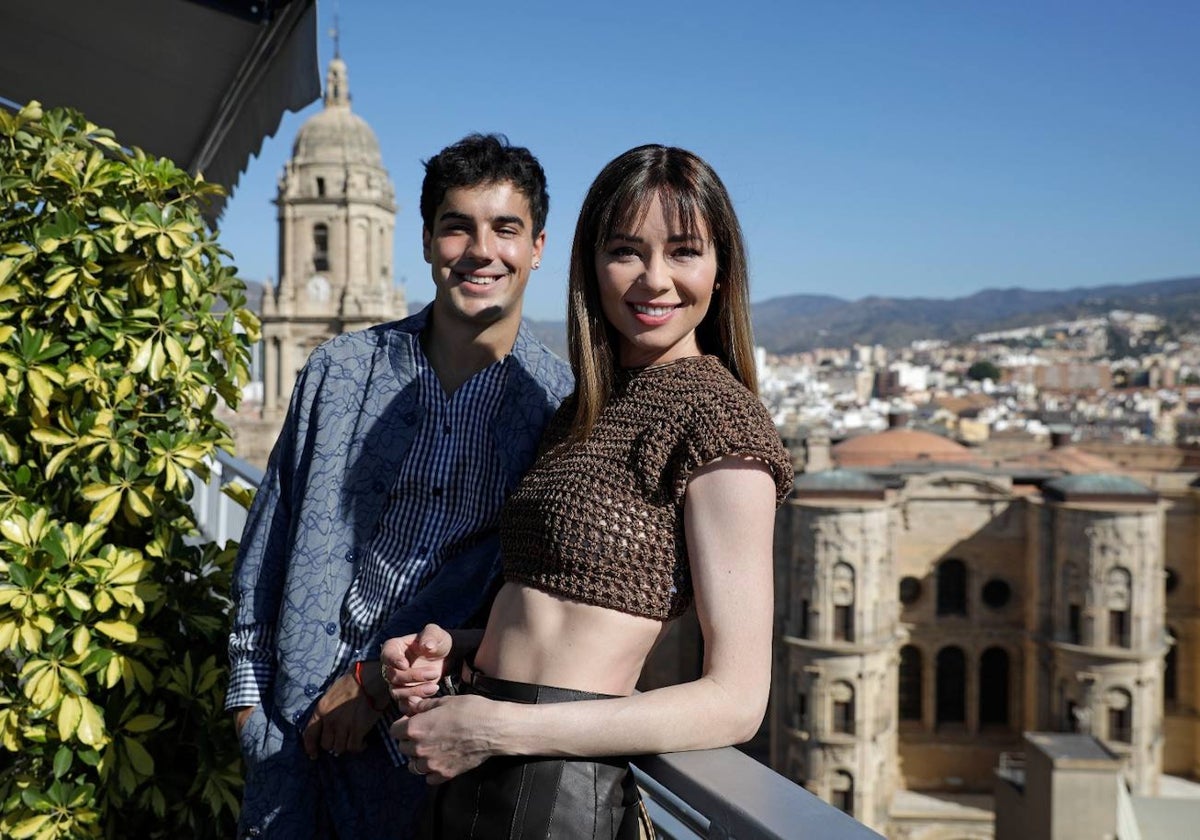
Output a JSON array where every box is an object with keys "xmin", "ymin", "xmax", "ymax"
[
  {"xmin": 261, "ymin": 52, "xmax": 405, "ymax": 417},
  {"xmin": 772, "ymin": 470, "xmax": 900, "ymax": 832},
  {"xmin": 1041, "ymin": 474, "xmax": 1165, "ymax": 795}
]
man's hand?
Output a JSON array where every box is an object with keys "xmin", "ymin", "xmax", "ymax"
[
  {"xmin": 301, "ymin": 669, "xmax": 385, "ymax": 758},
  {"xmin": 390, "ymin": 695, "xmax": 498, "ymax": 784},
  {"xmin": 232, "ymin": 705, "xmax": 255, "ymax": 736},
  {"xmin": 381, "ymin": 624, "xmax": 454, "ymax": 703}
]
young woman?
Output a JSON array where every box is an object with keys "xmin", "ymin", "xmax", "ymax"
[{"xmin": 384, "ymin": 145, "xmax": 793, "ymax": 839}]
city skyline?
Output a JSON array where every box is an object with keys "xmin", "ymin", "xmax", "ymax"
[{"xmin": 216, "ymin": 0, "xmax": 1200, "ymax": 322}]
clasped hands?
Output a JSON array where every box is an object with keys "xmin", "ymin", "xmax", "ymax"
[{"xmin": 381, "ymin": 624, "xmax": 496, "ymax": 784}]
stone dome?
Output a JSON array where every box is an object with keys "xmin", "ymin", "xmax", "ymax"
[
  {"xmin": 1043, "ymin": 473, "xmax": 1156, "ymax": 501},
  {"xmin": 290, "ymin": 57, "xmax": 383, "ymax": 167},
  {"xmin": 832, "ymin": 428, "xmax": 982, "ymax": 469},
  {"xmin": 793, "ymin": 468, "xmax": 886, "ymax": 499}
]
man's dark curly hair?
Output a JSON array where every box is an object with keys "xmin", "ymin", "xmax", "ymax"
[{"xmin": 420, "ymin": 133, "xmax": 549, "ymax": 235}]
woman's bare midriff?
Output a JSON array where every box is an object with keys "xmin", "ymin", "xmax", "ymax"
[{"xmin": 472, "ymin": 582, "xmax": 668, "ymax": 696}]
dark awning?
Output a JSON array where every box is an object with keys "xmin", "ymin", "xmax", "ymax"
[{"xmin": 0, "ymin": 0, "xmax": 320, "ymax": 220}]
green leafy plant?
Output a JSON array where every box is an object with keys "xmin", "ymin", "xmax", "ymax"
[
  {"xmin": 966, "ymin": 360, "xmax": 1001, "ymax": 382},
  {"xmin": 0, "ymin": 102, "xmax": 259, "ymax": 839}
]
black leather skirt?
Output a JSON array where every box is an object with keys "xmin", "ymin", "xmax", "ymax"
[{"xmin": 417, "ymin": 671, "xmax": 645, "ymax": 840}]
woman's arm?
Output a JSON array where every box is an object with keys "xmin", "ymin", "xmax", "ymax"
[{"xmin": 392, "ymin": 457, "xmax": 776, "ymax": 781}]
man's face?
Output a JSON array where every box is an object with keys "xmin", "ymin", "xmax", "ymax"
[{"xmin": 423, "ymin": 181, "xmax": 545, "ymax": 331}]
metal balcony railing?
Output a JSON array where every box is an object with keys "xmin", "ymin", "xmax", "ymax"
[
  {"xmin": 189, "ymin": 450, "xmax": 260, "ymax": 548},
  {"xmin": 190, "ymin": 451, "xmax": 883, "ymax": 839}
]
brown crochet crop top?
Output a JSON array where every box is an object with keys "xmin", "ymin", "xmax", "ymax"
[{"xmin": 501, "ymin": 354, "xmax": 794, "ymax": 621}]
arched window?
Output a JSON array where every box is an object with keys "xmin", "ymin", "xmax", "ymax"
[
  {"xmin": 936, "ymin": 646, "xmax": 966, "ymax": 725},
  {"xmin": 1068, "ymin": 603, "xmax": 1083, "ymax": 644},
  {"xmin": 1107, "ymin": 688, "xmax": 1132, "ymax": 743},
  {"xmin": 937, "ymin": 559, "xmax": 968, "ymax": 616},
  {"xmin": 1106, "ymin": 567, "xmax": 1131, "ymax": 648},
  {"xmin": 313, "ymin": 222, "xmax": 329, "ymax": 271},
  {"xmin": 1064, "ymin": 562, "xmax": 1083, "ymax": 644},
  {"xmin": 271, "ymin": 336, "xmax": 283, "ymax": 398},
  {"xmin": 979, "ymin": 647, "xmax": 1010, "ymax": 728},
  {"xmin": 832, "ymin": 563, "xmax": 855, "ymax": 642},
  {"xmin": 1165, "ymin": 628, "xmax": 1178, "ymax": 705},
  {"xmin": 830, "ymin": 770, "xmax": 854, "ymax": 816},
  {"xmin": 831, "ymin": 681, "xmax": 855, "ymax": 734},
  {"xmin": 899, "ymin": 645, "xmax": 923, "ymax": 722},
  {"xmin": 1059, "ymin": 681, "xmax": 1077, "ymax": 731}
]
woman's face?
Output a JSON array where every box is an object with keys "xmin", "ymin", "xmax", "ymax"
[{"xmin": 595, "ymin": 193, "xmax": 718, "ymax": 368}]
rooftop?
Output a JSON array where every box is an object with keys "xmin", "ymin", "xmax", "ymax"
[
  {"xmin": 833, "ymin": 428, "xmax": 986, "ymax": 469},
  {"xmin": 1026, "ymin": 732, "xmax": 1119, "ymax": 764},
  {"xmin": 1005, "ymin": 445, "xmax": 1123, "ymax": 475}
]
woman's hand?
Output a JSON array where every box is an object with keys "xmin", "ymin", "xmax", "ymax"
[
  {"xmin": 390, "ymin": 695, "xmax": 502, "ymax": 784},
  {"xmin": 381, "ymin": 624, "xmax": 454, "ymax": 703}
]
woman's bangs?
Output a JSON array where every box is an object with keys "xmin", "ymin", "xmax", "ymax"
[
  {"xmin": 661, "ymin": 186, "xmax": 706, "ymax": 242},
  {"xmin": 599, "ymin": 182, "xmax": 707, "ymax": 246}
]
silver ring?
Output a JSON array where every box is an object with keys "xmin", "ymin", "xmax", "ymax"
[
  {"xmin": 381, "ymin": 662, "xmax": 389, "ymax": 683},
  {"xmin": 407, "ymin": 761, "xmax": 426, "ymax": 775}
]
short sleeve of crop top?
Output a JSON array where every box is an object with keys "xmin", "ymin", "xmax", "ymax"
[{"xmin": 632, "ymin": 363, "xmax": 794, "ymax": 507}]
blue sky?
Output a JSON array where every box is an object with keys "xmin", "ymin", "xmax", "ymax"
[{"xmin": 216, "ymin": 1, "xmax": 1200, "ymax": 321}]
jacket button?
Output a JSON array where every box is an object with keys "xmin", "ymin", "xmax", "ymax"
[
  {"xmin": 325, "ymin": 622, "xmax": 337, "ymax": 635},
  {"xmin": 304, "ymin": 684, "xmax": 318, "ymax": 698},
  {"xmin": 345, "ymin": 549, "xmax": 356, "ymax": 562},
  {"xmin": 292, "ymin": 710, "xmax": 304, "ymax": 725}
]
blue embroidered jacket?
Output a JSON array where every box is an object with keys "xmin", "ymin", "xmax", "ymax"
[{"xmin": 225, "ymin": 307, "xmax": 572, "ymax": 732}]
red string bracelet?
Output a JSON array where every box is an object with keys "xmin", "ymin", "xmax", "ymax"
[{"xmin": 354, "ymin": 660, "xmax": 391, "ymax": 712}]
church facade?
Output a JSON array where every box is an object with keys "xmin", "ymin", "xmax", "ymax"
[{"xmin": 771, "ymin": 426, "xmax": 1199, "ymax": 837}]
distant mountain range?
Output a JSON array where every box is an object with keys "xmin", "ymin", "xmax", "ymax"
[
  {"xmin": 526, "ymin": 275, "xmax": 1200, "ymax": 355},
  {"xmin": 247, "ymin": 275, "xmax": 1200, "ymax": 357}
]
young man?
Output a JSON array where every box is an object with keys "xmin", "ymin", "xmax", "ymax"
[{"xmin": 225, "ymin": 134, "xmax": 572, "ymax": 839}]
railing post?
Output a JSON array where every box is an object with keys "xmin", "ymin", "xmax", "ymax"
[{"xmin": 213, "ymin": 457, "xmax": 228, "ymax": 545}]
